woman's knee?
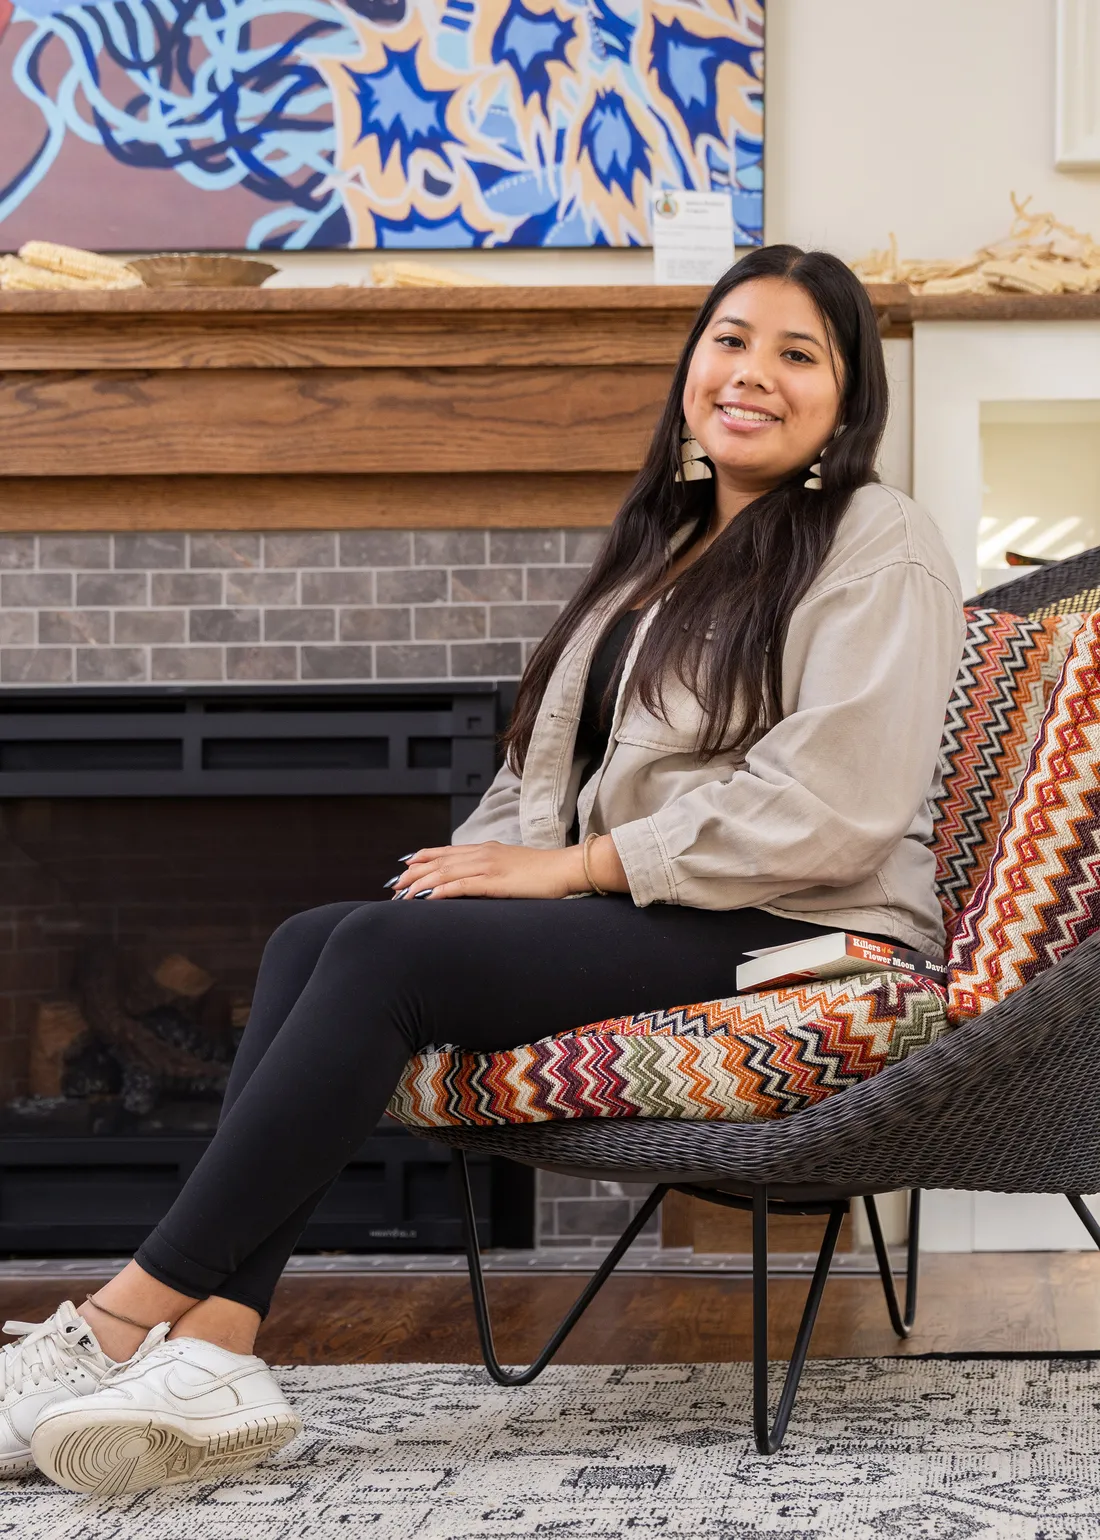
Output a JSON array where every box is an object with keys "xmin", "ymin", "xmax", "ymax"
[
  {"xmin": 262, "ymin": 902, "xmax": 361, "ymax": 969},
  {"xmin": 322, "ymin": 900, "xmax": 415, "ymax": 965},
  {"xmin": 319, "ymin": 902, "xmax": 434, "ymax": 1046}
]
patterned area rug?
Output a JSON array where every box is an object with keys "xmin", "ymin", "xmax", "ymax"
[{"xmin": 7, "ymin": 1357, "xmax": 1100, "ymax": 1538}]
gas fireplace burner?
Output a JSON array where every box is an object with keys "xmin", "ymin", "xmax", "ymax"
[{"xmin": 0, "ymin": 683, "xmax": 532, "ymax": 1253}]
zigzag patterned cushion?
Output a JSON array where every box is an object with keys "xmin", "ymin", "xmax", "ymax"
[
  {"xmin": 389, "ymin": 608, "xmax": 1091, "ymax": 1135},
  {"xmin": 387, "ymin": 973, "xmax": 949, "ymax": 1129},
  {"xmin": 931, "ymin": 607, "xmax": 1083, "ymax": 934},
  {"xmin": 948, "ymin": 612, "xmax": 1100, "ymax": 1022}
]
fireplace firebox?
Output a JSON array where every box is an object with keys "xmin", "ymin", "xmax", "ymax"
[{"xmin": 0, "ymin": 684, "xmax": 533, "ymax": 1254}]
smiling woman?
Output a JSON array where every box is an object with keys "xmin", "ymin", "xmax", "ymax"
[
  {"xmin": 684, "ymin": 278, "xmax": 845, "ymax": 500},
  {"xmin": 503, "ymin": 245, "xmax": 896, "ymax": 772},
  {"xmin": 5, "ymin": 247, "xmax": 966, "ymax": 1501}
]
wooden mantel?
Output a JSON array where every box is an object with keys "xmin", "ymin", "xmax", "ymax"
[{"xmin": 2, "ymin": 284, "xmax": 1098, "ymax": 532}]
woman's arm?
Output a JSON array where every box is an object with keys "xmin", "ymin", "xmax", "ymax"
[
  {"xmin": 611, "ymin": 561, "xmax": 964, "ymax": 909},
  {"xmin": 393, "ymin": 834, "xmax": 628, "ymax": 900}
]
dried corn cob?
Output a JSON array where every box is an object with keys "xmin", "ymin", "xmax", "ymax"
[
  {"xmin": 371, "ymin": 259, "xmax": 496, "ymax": 288},
  {"xmin": 0, "ymin": 255, "xmax": 101, "ymax": 290},
  {"xmin": 19, "ymin": 240, "xmax": 142, "ymax": 288}
]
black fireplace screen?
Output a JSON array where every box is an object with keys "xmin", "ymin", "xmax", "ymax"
[
  {"xmin": 0, "ymin": 686, "xmax": 531, "ymax": 1253},
  {"xmin": 0, "ymin": 792, "xmax": 449, "ymax": 1137}
]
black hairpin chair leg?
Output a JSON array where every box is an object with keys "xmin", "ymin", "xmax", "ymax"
[
  {"xmin": 1067, "ymin": 1193, "xmax": 1100, "ymax": 1250},
  {"xmin": 457, "ymin": 1153, "xmax": 845, "ymax": 1454},
  {"xmin": 453, "ymin": 1148, "xmax": 668, "ymax": 1386},
  {"xmin": 750, "ymin": 1186, "xmax": 846, "ymax": 1455},
  {"xmin": 863, "ymin": 1190, "xmax": 921, "ymax": 1337}
]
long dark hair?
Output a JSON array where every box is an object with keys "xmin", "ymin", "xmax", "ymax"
[{"xmin": 503, "ymin": 245, "xmax": 889, "ymax": 770}]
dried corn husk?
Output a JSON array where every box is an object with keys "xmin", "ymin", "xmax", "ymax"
[
  {"xmin": 853, "ymin": 193, "xmax": 1100, "ymax": 296},
  {"xmin": 19, "ymin": 240, "xmax": 142, "ymax": 288},
  {"xmin": 904, "ymin": 258, "xmax": 983, "ymax": 285},
  {"xmin": 1047, "ymin": 261, "xmax": 1095, "ymax": 289},
  {"xmin": 982, "ymin": 258, "xmax": 1068, "ymax": 294},
  {"xmin": 919, "ymin": 273, "xmax": 996, "ymax": 296},
  {"xmin": 371, "ymin": 259, "xmax": 497, "ymax": 288}
]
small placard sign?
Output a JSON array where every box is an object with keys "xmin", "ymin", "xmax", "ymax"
[{"xmin": 651, "ymin": 190, "xmax": 736, "ymax": 286}]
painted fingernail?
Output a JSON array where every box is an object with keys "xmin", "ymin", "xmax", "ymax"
[
  {"xmin": 399, "ymin": 851, "xmax": 416, "ymax": 861},
  {"xmin": 414, "ymin": 889, "xmax": 434, "ymax": 899},
  {"xmin": 382, "ymin": 875, "xmax": 401, "ymax": 889}
]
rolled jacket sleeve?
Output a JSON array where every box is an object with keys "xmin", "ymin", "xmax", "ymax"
[{"xmin": 610, "ymin": 561, "xmax": 965, "ymax": 910}]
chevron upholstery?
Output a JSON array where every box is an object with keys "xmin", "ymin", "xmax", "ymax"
[
  {"xmin": 948, "ymin": 612, "xmax": 1100, "ymax": 1022},
  {"xmin": 930, "ymin": 607, "xmax": 1084, "ymax": 935},
  {"xmin": 387, "ymin": 974, "xmax": 949, "ymax": 1128},
  {"xmin": 388, "ymin": 606, "xmax": 1092, "ymax": 1134}
]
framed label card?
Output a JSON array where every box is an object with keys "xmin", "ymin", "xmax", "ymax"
[{"xmin": 651, "ymin": 189, "xmax": 736, "ymax": 285}]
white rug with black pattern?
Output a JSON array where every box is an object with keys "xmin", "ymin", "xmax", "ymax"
[{"xmin": 6, "ymin": 1357, "xmax": 1100, "ymax": 1538}]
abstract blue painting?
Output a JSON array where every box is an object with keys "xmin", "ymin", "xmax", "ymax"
[{"xmin": 0, "ymin": 0, "xmax": 764, "ymax": 251}]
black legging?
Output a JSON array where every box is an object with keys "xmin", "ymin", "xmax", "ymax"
[{"xmin": 134, "ymin": 896, "xmax": 841, "ymax": 1315}]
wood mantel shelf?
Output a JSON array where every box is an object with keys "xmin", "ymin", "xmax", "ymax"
[
  {"xmin": 864, "ymin": 284, "xmax": 1100, "ymax": 326},
  {"xmin": 2, "ymin": 284, "xmax": 1097, "ymax": 532}
]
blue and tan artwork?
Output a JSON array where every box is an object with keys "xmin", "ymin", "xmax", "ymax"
[{"xmin": 0, "ymin": 0, "xmax": 763, "ymax": 251}]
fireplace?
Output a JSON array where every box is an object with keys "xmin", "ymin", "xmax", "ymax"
[{"xmin": 0, "ymin": 683, "xmax": 533, "ymax": 1253}]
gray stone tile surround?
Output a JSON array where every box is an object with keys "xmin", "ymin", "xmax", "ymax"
[
  {"xmin": 1, "ymin": 524, "xmax": 657, "ymax": 1245},
  {"xmin": 0, "ymin": 530, "xmax": 606, "ymax": 685}
]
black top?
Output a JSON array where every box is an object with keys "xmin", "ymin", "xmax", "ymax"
[{"xmin": 568, "ymin": 608, "xmax": 642, "ymax": 842}]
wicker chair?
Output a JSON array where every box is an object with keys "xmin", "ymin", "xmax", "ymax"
[
  {"xmin": 414, "ymin": 553, "xmax": 1100, "ymax": 1456},
  {"xmin": 971, "ymin": 543, "xmax": 1100, "ymax": 616}
]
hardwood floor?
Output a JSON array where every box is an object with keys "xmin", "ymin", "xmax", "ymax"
[{"xmin": 2, "ymin": 1253, "xmax": 1098, "ymax": 1366}]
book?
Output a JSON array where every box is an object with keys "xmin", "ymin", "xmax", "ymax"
[{"xmin": 735, "ymin": 932, "xmax": 947, "ymax": 993}]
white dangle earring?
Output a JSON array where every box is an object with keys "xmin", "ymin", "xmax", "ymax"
[
  {"xmin": 804, "ymin": 422, "xmax": 846, "ymax": 491},
  {"xmin": 677, "ymin": 421, "xmax": 713, "ymax": 482}
]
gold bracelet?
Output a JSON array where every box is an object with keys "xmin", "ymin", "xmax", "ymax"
[{"xmin": 582, "ymin": 832, "xmax": 608, "ymax": 895}]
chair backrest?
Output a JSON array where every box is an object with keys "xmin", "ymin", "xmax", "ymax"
[
  {"xmin": 947, "ymin": 610, "xmax": 1100, "ymax": 1021},
  {"xmin": 931, "ymin": 608, "xmax": 1082, "ymax": 935},
  {"xmin": 968, "ymin": 543, "xmax": 1100, "ymax": 618}
]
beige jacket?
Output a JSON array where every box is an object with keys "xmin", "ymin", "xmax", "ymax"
[{"xmin": 453, "ymin": 483, "xmax": 965, "ymax": 953}]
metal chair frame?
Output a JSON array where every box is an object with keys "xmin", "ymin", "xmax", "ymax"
[{"xmin": 454, "ymin": 1153, "xmax": 943, "ymax": 1454}]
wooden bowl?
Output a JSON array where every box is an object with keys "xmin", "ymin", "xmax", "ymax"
[{"xmin": 126, "ymin": 254, "xmax": 280, "ymax": 289}]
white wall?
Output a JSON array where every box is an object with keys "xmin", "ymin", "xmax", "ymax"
[
  {"xmin": 766, "ymin": 0, "xmax": 1100, "ymax": 260},
  {"xmin": 266, "ymin": 0, "xmax": 1100, "ymax": 287}
]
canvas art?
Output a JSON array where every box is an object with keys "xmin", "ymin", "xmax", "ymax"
[{"xmin": 0, "ymin": 0, "xmax": 764, "ymax": 252}]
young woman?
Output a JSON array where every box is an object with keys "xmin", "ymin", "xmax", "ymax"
[{"xmin": 3, "ymin": 245, "xmax": 964, "ymax": 1495}]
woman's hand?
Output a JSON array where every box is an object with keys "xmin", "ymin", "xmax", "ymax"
[{"xmin": 390, "ymin": 838, "xmax": 628, "ymax": 900}]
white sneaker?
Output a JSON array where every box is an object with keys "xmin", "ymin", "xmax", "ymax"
[
  {"xmin": 0, "ymin": 1301, "xmax": 133, "ymax": 1478},
  {"xmin": 31, "ymin": 1332, "xmax": 301, "ymax": 1495}
]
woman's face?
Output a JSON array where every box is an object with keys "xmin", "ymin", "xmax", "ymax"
[{"xmin": 682, "ymin": 276, "xmax": 845, "ymax": 493}]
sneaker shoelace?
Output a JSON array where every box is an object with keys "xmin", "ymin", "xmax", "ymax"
[
  {"xmin": 99, "ymin": 1322, "xmax": 172, "ymax": 1386},
  {"xmin": 0, "ymin": 1313, "xmax": 107, "ymax": 1398}
]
